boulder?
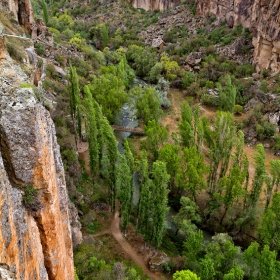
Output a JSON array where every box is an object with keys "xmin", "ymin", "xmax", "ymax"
[
  {"xmin": 185, "ymin": 52, "xmax": 203, "ymax": 67},
  {"xmin": 148, "ymin": 252, "xmax": 170, "ymax": 272}
]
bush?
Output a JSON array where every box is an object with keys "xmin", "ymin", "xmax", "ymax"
[
  {"xmin": 34, "ymin": 42, "xmax": 46, "ymax": 56},
  {"xmin": 23, "ymin": 185, "xmax": 43, "ymax": 213},
  {"xmin": 233, "ymin": 104, "xmax": 243, "ymax": 115},
  {"xmin": 6, "ymin": 42, "xmax": 25, "ymax": 61},
  {"xmin": 256, "ymin": 121, "xmax": 276, "ymax": 139},
  {"xmin": 201, "ymin": 93, "xmax": 218, "ymax": 107}
]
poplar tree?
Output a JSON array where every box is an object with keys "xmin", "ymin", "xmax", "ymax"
[
  {"xmin": 69, "ymin": 66, "xmax": 82, "ymax": 140},
  {"xmin": 143, "ymin": 120, "xmax": 168, "ymax": 161},
  {"xmin": 136, "ymin": 150, "xmax": 151, "ymax": 238},
  {"xmin": 83, "ymin": 85, "xmax": 99, "ymax": 177},
  {"xmin": 149, "ymin": 161, "xmax": 170, "ymax": 247},
  {"xmin": 158, "ymin": 143, "xmax": 180, "ymax": 192},
  {"xmin": 218, "ymin": 75, "xmax": 236, "ymax": 113},
  {"xmin": 116, "ymin": 155, "xmax": 132, "ymax": 233},
  {"xmin": 176, "ymin": 146, "xmax": 208, "ymax": 202},
  {"xmin": 99, "ymin": 116, "xmax": 119, "ymax": 212}
]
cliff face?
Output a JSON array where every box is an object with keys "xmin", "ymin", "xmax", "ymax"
[
  {"xmin": 129, "ymin": 0, "xmax": 280, "ymax": 72},
  {"xmin": 1, "ymin": 0, "xmax": 34, "ymax": 34},
  {"xmin": 0, "ymin": 42, "xmax": 74, "ymax": 279},
  {"xmin": 197, "ymin": 0, "xmax": 280, "ymax": 72},
  {"xmin": 129, "ymin": 0, "xmax": 180, "ymax": 11}
]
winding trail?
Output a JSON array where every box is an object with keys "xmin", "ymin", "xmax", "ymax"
[{"xmin": 90, "ymin": 211, "xmax": 160, "ymax": 280}]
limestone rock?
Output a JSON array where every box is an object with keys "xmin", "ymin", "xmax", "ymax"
[
  {"xmin": 0, "ymin": 264, "xmax": 16, "ymax": 280},
  {"xmin": 197, "ymin": 0, "xmax": 280, "ymax": 73},
  {"xmin": 152, "ymin": 37, "xmax": 165, "ymax": 49},
  {"xmin": 129, "ymin": 0, "xmax": 180, "ymax": 11},
  {"xmin": 148, "ymin": 252, "xmax": 170, "ymax": 272},
  {"xmin": 185, "ymin": 52, "xmax": 203, "ymax": 66},
  {"xmin": 0, "ymin": 54, "xmax": 75, "ymax": 279}
]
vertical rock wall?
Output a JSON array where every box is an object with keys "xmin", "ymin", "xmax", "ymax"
[
  {"xmin": 129, "ymin": 0, "xmax": 180, "ymax": 11},
  {"xmin": 0, "ymin": 55, "xmax": 74, "ymax": 279},
  {"xmin": 196, "ymin": 0, "xmax": 280, "ymax": 72}
]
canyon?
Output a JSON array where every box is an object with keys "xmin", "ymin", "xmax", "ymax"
[{"xmin": 130, "ymin": 0, "xmax": 280, "ymax": 73}]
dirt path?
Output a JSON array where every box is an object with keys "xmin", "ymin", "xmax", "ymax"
[
  {"xmin": 110, "ymin": 212, "xmax": 160, "ymax": 280},
  {"xmin": 89, "ymin": 211, "xmax": 161, "ymax": 280}
]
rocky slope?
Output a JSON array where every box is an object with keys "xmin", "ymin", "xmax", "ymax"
[
  {"xmin": 197, "ymin": 0, "xmax": 280, "ymax": 73},
  {"xmin": 130, "ymin": 0, "xmax": 280, "ymax": 72}
]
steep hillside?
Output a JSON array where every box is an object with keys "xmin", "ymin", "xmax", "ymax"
[{"xmin": 130, "ymin": 0, "xmax": 280, "ymax": 73}]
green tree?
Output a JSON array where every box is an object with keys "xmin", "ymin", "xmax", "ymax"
[
  {"xmin": 41, "ymin": 0, "xmax": 49, "ymax": 25},
  {"xmin": 136, "ymin": 151, "xmax": 151, "ymax": 240},
  {"xmin": 69, "ymin": 66, "xmax": 82, "ymax": 140},
  {"xmin": 158, "ymin": 143, "xmax": 180, "ymax": 192},
  {"xmin": 99, "ymin": 116, "xmax": 120, "ymax": 212},
  {"xmin": 133, "ymin": 86, "xmax": 162, "ymax": 125},
  {"xmin": 259, "ymin": 192, "xmax": 280, "ymax": 251},
  {"xmin": 174, "ymin": 196, "xmax": 201, "ymax": 236},
  {"xmin": 173, "ymin": 270, "xmax": 200, "ymax": 280},
  {"xmin": 83, "ymin": 86, "xmax": 99, "ymax": 177},
  {"xmin": 143, "ymin": 120, "xmax": 168, "ymax": 161},
  {"xmin": 176, "ymin": 146, "xmax": 208, "ymax": 201},
  {"xmin": 116, "ymin": 154, "xmax": 133, "ymax": 233},
  {"xmin": 218, "ymin": 75, "xmax": 236, "ymax": 113},
  {"xmin": 206, "ymin": 112, "xmax": 235, "ymax": 196},
  {"xmin": 100, "ymin": 24, "xmax": 109, "ymax": 48},
  {"xmin": 149, "ymin": 161, "xmax": 170, "ymax": 247},
  {"xmin": 89, "ymin": 68, "xmax": 128, "ymax": 123},
  {"xmin": 183, "ymin": 230, "xmax": 204, "ymax": 271}
]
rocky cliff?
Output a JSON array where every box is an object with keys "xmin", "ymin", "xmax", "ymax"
[
  {"xmin": 1, "ymin": 0, "xmax": 34, "ymax": 34},
  {"xmin": 0, "ymin": 36, "xmax": 75, "ymax": 279},
  {"xmin": 129, "ymin": 0, "xmax": 180, "ymax": 11},
  {"xmin": 197, "ymin": 0, "xmax": 280, "ymax": 72},
  {"xmin": 130, "ymin": 0, "xmax": 280, "ymax": 72}
]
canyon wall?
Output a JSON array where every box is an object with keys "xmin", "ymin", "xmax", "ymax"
[
  {"xmin": 1, "ymin": 0, "xmax": 34, "ymax": 34},
  {"xmin": 129, "ymin": 0, "xmax": 280, "ymax": 72},
  {"xmin": 129, "ymin": 0, "xmax": 180, "ymax": 11},
  {"xmin": 0, "ymin": 39, "xmax": 75, "ymax": 280},
  {"xmin": 197, "ymin": 0, "xmax": 280, "ymax": 72}
]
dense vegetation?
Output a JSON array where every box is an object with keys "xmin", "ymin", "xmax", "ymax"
[{"xmin": 6, "ymin": 0, "xmax": 280, "ymax": 278}]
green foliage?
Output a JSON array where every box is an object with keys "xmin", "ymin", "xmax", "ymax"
[
  {"xmin": 161, "ymin": 55, "xmax": 181, "ymax": 82},
  {"xmin": 256, "ymin": 121, "xmax": 276, "ymax": 140},
  {"xmin": 143, "ymin": 119, "xmax": 168, "ymax": 161},
  {"xmin": 34, "ymin": 42, "xmax": 46, "ymax": 56},
  {"xmin": 182, "ymin": 72, "xmax": 195, "ymax": 89},
  {"xmin": 174, "ymin": 196, "xmax": 201, "ymax": 236},
  {"xmin": 133, "ymin": 86, "xmax": 162, "ymax": 125},
  {"xmin": 23, "ymin": 185, "xmax": 42, "ymax": 213},
  {"xmin": 41, "ymin": 0, "xmax": 49, "ymax": 25},
  {"xmin": 218, "ymin": 75, "xmax": 236, "ymax": 113},
  {"xmin": 173, "ymin": 270, "xmax": 200, "ymax": 280},
  {"xmin": 69, "ymin": 66, "xmax": 82, "ymax": 138}
]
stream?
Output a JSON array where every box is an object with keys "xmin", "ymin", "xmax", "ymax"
[{"xmin": 114, "ymin": 78, "xmax": 214, "ymax": 242}]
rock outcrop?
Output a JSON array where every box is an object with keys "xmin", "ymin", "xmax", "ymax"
[
  {"xmin": 0, "ymin": 54, "xmax": 75, "ymax": 279},
  {"xmin": 129, "ymin": 0, "xmax": 180, "ymax": 11},
  {"xmin": 1, "ymin": 0, "xmax": 34, "ymax": 34},
  {"xmin": 197, "ymin": 0, "xmax": 280, "ymax": 73}
]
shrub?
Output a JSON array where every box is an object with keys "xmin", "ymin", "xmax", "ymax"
[
  {"xmin": 23, "ymin": 185, "xmax": 43, "ymax": 213},
  {"xmin": 201, "ymin": 93, "xmax": 218, "ymax": 107},
  {"xmin": 34, "ymin": 42, "xmax": 46, "ymax": 56},
  {"xmin": 256, "ymin": 121, "xmax": 276, "ymax": 139},
  {"xmin": 6, "ymin": 42, "xmax": 25, "ymax": 61},
  {"xmin": 233, "ymin": 104, "xmax": 243, "ymax": 115}
]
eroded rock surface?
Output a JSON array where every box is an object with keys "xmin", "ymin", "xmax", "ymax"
[
  {"xmin": 0, "ymin": 55, "xmax": 75, "ymax": 279},
  {"xmin": 197, "ymin": 0, "xmax": 280, "ymax": 72}
]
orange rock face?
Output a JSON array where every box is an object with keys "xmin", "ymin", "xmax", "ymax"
[{"xmin": 0, "ymin": 57, "xmax": 75, "ymax": 279}]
